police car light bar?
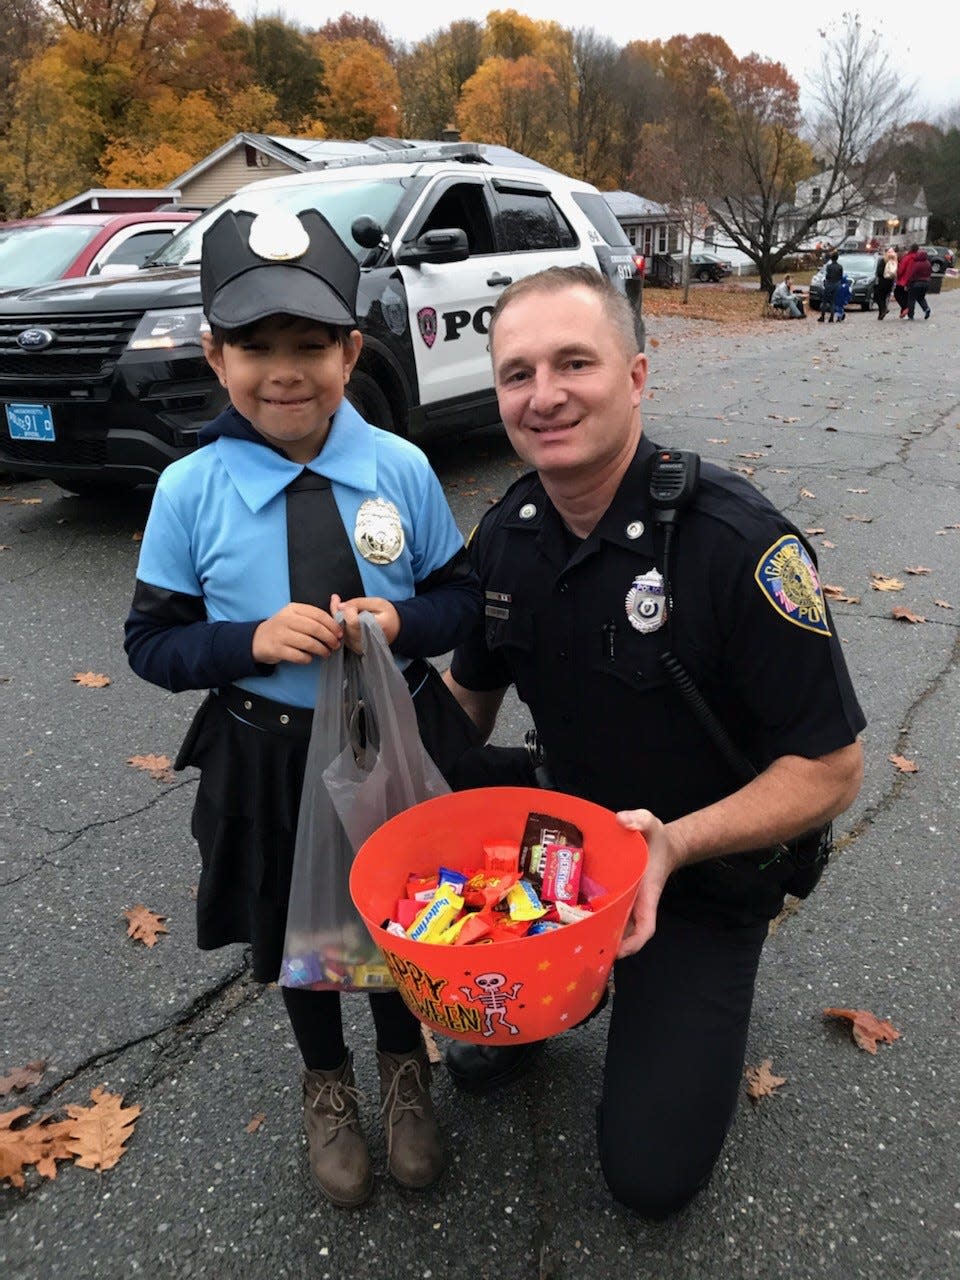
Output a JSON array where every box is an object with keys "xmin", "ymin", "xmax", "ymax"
[{"xmin": 306, "ymin": 143, "xmax": 487, "ymax": 172}]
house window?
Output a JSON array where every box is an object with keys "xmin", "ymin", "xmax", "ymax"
[
  {"xmin": 656, "ymin": 225, "xmax": 667, "ymax": 253},
  {"xmin": 703, "ymin": 224, "xmax": 715, "ymax": 246},
  {"xmin": 846, "ymin": 219, "xmax": 858, "ymax": 236},
  {"xmin": 642, "ymin": 226, "xmax": 654, "ymax": 256},
  {"xmin": 811, "ymin": 186, "xmax": 821, "ymax": 201}
]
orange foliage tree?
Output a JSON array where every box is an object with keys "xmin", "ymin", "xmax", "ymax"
[
  {"xmin": 457, "ymin": 55, "xmax": 560, "ymax": 160},
  {"xmin": 312, "ymin": 37, "xmax": 401, "ymax": 138}
]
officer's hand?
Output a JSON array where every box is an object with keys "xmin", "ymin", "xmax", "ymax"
[
  {"xmin": 252, "ymin": 603, "xmax": 343, "ymax": 665},
  {"xmin": 614, "ymin": 809, "xmax": 683, "ymax": 958},
  {"xmin": 332, "ymin": 594, "xmax": 400, "ymax": 653}
]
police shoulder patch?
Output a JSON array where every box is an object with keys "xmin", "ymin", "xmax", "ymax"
[{"xmin": 754, "ymin": 534, "xmax": 831, "ymax": 635}]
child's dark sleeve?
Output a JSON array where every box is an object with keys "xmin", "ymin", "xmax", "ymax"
[
  {"xmin": 391, "ymin": 546, "xmax": 482, "ymax": 658},
  {"xmin": 124, "ymin": 585, "xmax": 271, "ymax": 692}
]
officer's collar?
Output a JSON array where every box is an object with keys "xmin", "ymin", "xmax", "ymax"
[
  {"xmin": 502, "ymin": 436, "xmax": 658, "ymax": 559},
  {"xmin": 216, "ymin": 399, "xmax": 378, "ymax": 512}
]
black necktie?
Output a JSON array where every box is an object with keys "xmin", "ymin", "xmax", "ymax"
[{"xmin": 285, "ymin": 470, "xmax": 364, "ymax": 609}]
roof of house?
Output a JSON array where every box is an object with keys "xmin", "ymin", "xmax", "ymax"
[{"xmin": 603, "ymin": 190, "xmax": 671, "ymax": 220}]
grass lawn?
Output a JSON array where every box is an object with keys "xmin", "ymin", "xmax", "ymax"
[{"xmin": 642, "ymin": 273, "xmax": 958, "ymax": 325}]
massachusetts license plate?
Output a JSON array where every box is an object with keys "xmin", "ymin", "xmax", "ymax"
[{"xmin": 6, "ymin": 403, "xmax": 55, "ymax": 442}]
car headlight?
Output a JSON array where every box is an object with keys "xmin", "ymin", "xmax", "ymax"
[{"xmin": 128, "ymin": 308, "xmax": 207, "ymax": 351}]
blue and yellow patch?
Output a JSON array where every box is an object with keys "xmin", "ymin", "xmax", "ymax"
[{"xmin": 754, "ymin": 535, "xmax": 831, "ymax": 635}]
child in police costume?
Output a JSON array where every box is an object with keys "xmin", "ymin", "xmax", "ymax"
[{"xmin": 124, "ymin": 206, "xmax": 481, "ymax": 1207}]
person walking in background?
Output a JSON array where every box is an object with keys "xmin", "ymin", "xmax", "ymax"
[
  {"xmin": 875, "ymin": 247, "xmax": 897, "ymax": 320},
  {"xmin": 818, "ymin": 252, "xmax": 842, "ymax": 322},
  {"xmin": 906, "ymin": 247, "xmax": 932, "ymax": 320},
  {"xmin": 771, "ymin": 274, "xmax": 804, "ymax": 318},
  {"xmin": 895, "ymin": 244, "xmax": 917, "ymax": 317}
]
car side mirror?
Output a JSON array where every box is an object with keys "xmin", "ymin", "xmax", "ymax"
[{"xmin": 395, "ymin": 228, "xmax": 469, "ymax": 266}]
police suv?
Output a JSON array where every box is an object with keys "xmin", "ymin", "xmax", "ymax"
[{"xmin": 0, "ymin": 143, "xmax": 643, "ymax": 492}]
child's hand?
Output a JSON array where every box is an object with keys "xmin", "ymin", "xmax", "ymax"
[
  {"xmin": 252, "ymin": 604, "xmax": 343, "ymax": 664},
  {"xmin": 331, "ymin": 594, "xmax": 400, "ymax": 652}
]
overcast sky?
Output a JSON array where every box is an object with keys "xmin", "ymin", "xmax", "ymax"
[{"xmin": 240, "ymin": 2, "xmax": 956, "ymax": 120}]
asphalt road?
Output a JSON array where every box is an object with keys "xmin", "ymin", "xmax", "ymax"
[{"xmin": 2, "ymin": 297, "xmax": 959, "ymax": 1279}]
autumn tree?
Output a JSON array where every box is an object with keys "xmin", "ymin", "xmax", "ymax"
[
  {"xmin": 541, "ymin": 27, "xmax": 623, "ymax": 186},
  {"xmin": 398, "ymin": 20, "xmax": 482, "ymax": 139},
  {"xmin": 608, "ymin": 40, "xmax": 668, "ymax": 187},
  {"xmin": 0, "ymin": 0, "xmax": 50, "ymax": 133},
  {"xmin": 457, "ymin": 54, "xmax": 560, "ymax": 160},
  {"xmin": 710, "ymin": 14, "xmax": 913, "ymax": 291},
  {"xmin": 313, "ymin": 37, "xmax": 401, "ymax": 139},
  {"xmin": 314, "ymin": 11, "xmax": 395, "ymax": 60},
  {"xmin": 482, "ymin": 9, "xmax": 541, "ymax": 60},
  {"xmin": 228, "ymin": 17, "xmax": 324, "ymax": 127}
]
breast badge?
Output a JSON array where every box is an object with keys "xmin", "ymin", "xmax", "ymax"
[
  {"xmin": 754, "ymin": 535, "xmax": 831, "ymax": 635},
  {"xmin": 625, "ymin": 569, "xmax": 667, "ymax": 634},
  {"xmin": 355, "ymin": 498, "xmax": 405, "ymax": 564}
]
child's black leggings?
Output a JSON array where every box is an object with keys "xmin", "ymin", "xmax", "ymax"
[{"xmin": 282, "ymin": 987, "xmax": 422, "ymax": 1071}]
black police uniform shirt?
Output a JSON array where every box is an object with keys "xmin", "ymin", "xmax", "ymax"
[
  {"xmin": 451, "ymin": 435, "xmax": 866, "ymax": 920},
  {"xmin": 125, "ymin": 400, "xmax": 480, "ymax": 701}
]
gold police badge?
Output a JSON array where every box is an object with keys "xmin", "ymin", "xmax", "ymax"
[{"xmin": 355, "ymin": 497, "xmax": 405, "ymax": 564}]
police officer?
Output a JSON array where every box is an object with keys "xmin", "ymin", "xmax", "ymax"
[{"xmin": 442, "ymin": 265, "xmax": 865, "ymax": 1218}]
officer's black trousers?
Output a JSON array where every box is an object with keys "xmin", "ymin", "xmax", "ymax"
[{"xmin": 597, "ymin": 909, "xmax": 766, "ymax": 1219}]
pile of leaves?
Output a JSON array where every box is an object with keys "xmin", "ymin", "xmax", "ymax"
[{"xmin": 1, "ymin": 1064, "xmax": 140, "ymax": 1189}]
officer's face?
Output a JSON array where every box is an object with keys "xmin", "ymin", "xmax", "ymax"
[
  {"xmin": 491, "ymin": 286, "xmax": 646, "ymax": 479},
  {"xmin": 203, "ymin": 318, "xmax": 362, "ymax": 462}
]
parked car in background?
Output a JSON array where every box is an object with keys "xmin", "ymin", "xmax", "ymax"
[
  {"xmin": 920, "ymin": 245, "xmax": 955, "ymax": 274},
  {"xmin": 808, "ymin": 252, "xmax": 878, "ymax": 312},
  {"xmin": 0, "ymin": 212, "xmax": 197, "ymax": 289},
  {"xmin": 672, "ymin": 251, "xmax": 733, "ymax": 282}
]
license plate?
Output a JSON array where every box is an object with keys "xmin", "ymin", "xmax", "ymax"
[{"xmin": 6, "ymin": 403, "xmax": 55, "ymax": 442}]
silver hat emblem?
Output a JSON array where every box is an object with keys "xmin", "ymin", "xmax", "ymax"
[
  {"xmin": 247, "ymin": 210, "xmax": 311, "ymax": 262},
  {"xmin": 355, "ymin": 497, "xmax": 405, "ymax": 564},
  {"xmin": 625, "ymin": 569, "xmax": 667, "ymax": 634}
]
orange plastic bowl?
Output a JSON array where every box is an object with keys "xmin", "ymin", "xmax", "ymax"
[{"xmin": 350, "ymin": 787, "xmax": 647, "ymax": 1045}]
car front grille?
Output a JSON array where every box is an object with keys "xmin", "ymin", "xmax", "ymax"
[
  {"xmin": 0, "ymin": 313, "xmax": 140, "ymax": 383},
  {"xmin": 0, "ymin": 434, "xmax": 107, "ymax": 465}
]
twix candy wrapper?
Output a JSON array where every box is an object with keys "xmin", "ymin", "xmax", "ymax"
[{"xmin": 520, "ymin": 812, "xmax": 584, "ymax": 892}]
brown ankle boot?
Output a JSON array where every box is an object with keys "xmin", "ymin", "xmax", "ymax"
[
  {"xmin": 302, "ymin": 1053, "xmax": 372, "ymax": 1207},
  {"xmin": 377, "ymin": 1045, "xmax": 444, "ymax": 1189}
]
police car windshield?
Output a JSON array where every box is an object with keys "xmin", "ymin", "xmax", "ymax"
[{"xmin": 148, "ymin": 178, "xmax": 413, "ymax": 267}]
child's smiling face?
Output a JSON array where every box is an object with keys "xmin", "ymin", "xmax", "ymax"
[{"xmin": 204, "ymin": 316, "xmax": 362, "ymax": 462}]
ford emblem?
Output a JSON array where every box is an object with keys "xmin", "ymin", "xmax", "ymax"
[{"xmin": 16, "ymin": 327, "xmax": 54, "ymax": 350}]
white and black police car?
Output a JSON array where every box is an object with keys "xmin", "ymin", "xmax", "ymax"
[{"xmin": 0, "ymin": 141, "xmax": 643, "ymax": 493}]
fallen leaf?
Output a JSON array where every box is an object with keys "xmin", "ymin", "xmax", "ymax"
[
  {"xmin": 72, "ymin": 671, "xmax": 111, "ymax": 688},
  {"xmin": 804, "ymin": 526, "xmax": 826, "ymax": 535},
  {"xmin": 64, "ymin": 1087, "xmax": 141, "ymax": 1171},
  {"xmin": 707, "ymin": 437, "xmax": 729, "ymax": 444},
  {"xmin": 888, "ymin": 753, "xmax": 918, "ymax": 773},
  {"xmin": 648, "ymin": 337, "xmax": 659, "ymax": 348},
  {"xmin": 845, "ymin": 514, "xmax": 873, "ymax": 523},
  {"xmin": 124, "ymin": 904, "xmax": 168, "ymax": 948},
  {"xmin": 870, "ymin": 574, "xmax": 904, "ymax": 592},
  {"xmin": 0, "ymin": 1061, "xmax": 45, "ymax": 1096},
  {"xmin": 821, "ymin": 540, "xmax": 836, "ymax": 548},
  {"xmin": 734, "ymin": 465, "xmax": 755, "ymax": 476},
  {"xmin": 0, "ymin": 544, "xmax": 10, "ymax": 551},
  {"xmin": 934, "ymin": 599, "xmax": 953, "ymax": 609},
  {"xmin": 903, "ymin": 566, "xmax": 931, "ymax": 575},
  {"xmin": 846, "ymin": 488, "xmax": 868, "ymax": 494},
  {"xmin": 891, "ymin": 606, "xmax": 925, "ymax": 623},
  {"xmin": 0, "ymin": 1107, "xmax": 45, "ymax": 1188},
  {"xmin": 824, "ymin": 425, "xmax": 838, "ymax": 432},
  {"xmin": 800, "ymin": 487, "xmax": 815, "ymax": 499},
  {"xmin": 127, "ymin": 753, "xmax": 174, "ymax": 781},
  {"xmin": 944, "ymin": 524, "xmax": 960, "ymax": 530},
  {"xmin": 772, "ymin": 468, "xmax": 790, "ymax": 474},
  {"xmin": 744, "ymin": 1058, "xmax": 787, "ymax": 1102},
  {"xmin": 738, "ymin": 451, "xmax": 764, "ymax": 459},
  {"xmin": 823, "ymin": 1008, "xmax": 901, "ymax": 1054},
  {"xmin": 782, "ymin": 416, "xmax": 799, "ymax": 423},
  {"xmin": 245, "ymin": 1113, "xmax": 266, "ymax": 1134},
  {"xmin": 0, "ymin": 496, "xmax": 42, "ymax": 505},
  {"xmin": 132, "ymin": 530, "xmax": 143, "ymax": 542}
]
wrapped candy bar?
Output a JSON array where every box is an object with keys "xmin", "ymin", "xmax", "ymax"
[
  {"xmin": 520, "ymin": 812, "xmax": 584, "ymax": 890},
  {"xmin": 505, "ymin": 879, "xmax": 547, "ymax": 922},
  {"xmin": 541, "ymin": 841, "xmax": 583, "ymax": 906},
  {"xmin": 406, "ymin": 884, "xmax": 464, "ymax": 943}
]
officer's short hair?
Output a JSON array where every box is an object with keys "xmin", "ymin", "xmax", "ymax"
[{"xmin": 488, "ymin": 266, "xmax": 639, "ymax": 358}]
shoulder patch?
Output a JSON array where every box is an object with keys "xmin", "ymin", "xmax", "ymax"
[{"xmin": 754, "ymin": 535, "xmax": 831, "ymax": 635}]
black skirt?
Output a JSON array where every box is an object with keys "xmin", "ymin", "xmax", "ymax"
[{"xmin": 174, "ymin": 660, "xmax": 482, "ymax": 982}]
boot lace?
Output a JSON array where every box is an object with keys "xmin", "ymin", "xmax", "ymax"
[
  {"xmin": 380, "ymin": 1058, "xmax": 425, "ymax": 1147},
  {"xmin": 311, "ymin": 1076, "xmax": 364, "ymax": 1140}
]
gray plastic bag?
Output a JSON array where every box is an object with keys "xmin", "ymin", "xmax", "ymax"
[{"xmin": 279, "ymin": 614, "xmax": 449, "ymax": 991}]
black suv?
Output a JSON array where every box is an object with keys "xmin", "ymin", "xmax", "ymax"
[{"xmin": 0, "ymin": 143, "xmax": 643, "ymax": 493}]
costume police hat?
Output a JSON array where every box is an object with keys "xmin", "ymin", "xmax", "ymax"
[{"xmin": 200, "ymin": 207, "xmax": 359, "ymax": 329}]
